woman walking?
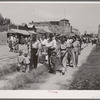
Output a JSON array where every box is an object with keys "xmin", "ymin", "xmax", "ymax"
[
  {"xmin": 60, "ymin": 35, "xmax": 68, "ymax": 75},
  {"xmin": 30, "ymin": 34, "xmax": 40, "ymax": 71},
  {"xmin": 54, "ymin": 35, "xmax": 62, "ymax": 71},
  {"xmin": 40, "ymin": 35, "xmax": 47, "ymax": 63},
  {"xmin": 73, "ymin": 37, "xmax": 80, "ymax": 67}
]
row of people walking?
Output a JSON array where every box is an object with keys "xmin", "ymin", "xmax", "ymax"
[{"xmin": 24, "ymin": 33, "xmax": 81, "ymax": 75}]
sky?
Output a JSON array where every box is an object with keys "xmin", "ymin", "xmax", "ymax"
[{"xmin": 0, "ymin": 2, "xmax": 100, "ymax": 34}]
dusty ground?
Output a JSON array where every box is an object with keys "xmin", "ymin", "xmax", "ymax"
[
  {"xmin": 19, "ymin": 43, "xmax": 95, "ymax": 90},
  {"xmin": 38, "ymin": 43, "xmax": 95, "ymax": 90},
  {"xmin": 0, "ymin": 43, "xmax": 95, "ymax": 90},
  {"xmin": 0, "ymin": 44, "xmax": 27, "ymax": 66}
]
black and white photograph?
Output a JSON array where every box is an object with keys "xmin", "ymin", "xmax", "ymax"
[{"xmin": 0, "ymin": 2, "xmax": 100, "ymax": 95}]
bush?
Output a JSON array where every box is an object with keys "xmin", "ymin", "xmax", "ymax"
[
  {"xmin": 4, "ymin": 64, "xmax": 49, "ymax": 90},
  {"xmin": 0, "ymin": 63, "xmax": 17, "ymax": 77}
]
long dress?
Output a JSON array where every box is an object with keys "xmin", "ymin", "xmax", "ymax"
[
  {"xmin": 46, "ymin": 39, "xmax": 56, "ymax": 72},
  {"xmin": 60, "ymin": 41, "xmax": 68, "ymax": 73},
  {"xmin": 30, "ymin": 40, "xmax": 40, "ymax": 70}
]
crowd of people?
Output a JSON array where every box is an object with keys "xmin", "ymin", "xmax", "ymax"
[
  {"xmin": 7, "ymin": 33, "xmax": 96, "ymax": 75},
  {"xmin": 15, "ymin": 33, "xmax": 83, "ymax": 75},
  {"xmin": 7, "ymin": 35, "xmax": 30, "ymax": 53},
  {"xmin": 7, "ymin": 35, "xmax": 19, "ymax": 53}
]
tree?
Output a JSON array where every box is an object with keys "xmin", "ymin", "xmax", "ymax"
[
  {"xmin": 0, "ymin": 13, "xmax": 11, "ymax": 25},
  {"xmin": 0, "ymin": 13, "xmax": 4, "ymax": 25}
]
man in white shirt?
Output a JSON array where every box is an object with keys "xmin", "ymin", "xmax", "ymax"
[
  {"xmin": 46, "ymin": 34, "xmax": 57, "ymax": 73},
  {"xmin": 40, "ymin": 35, "xmax": 47, "ymax": 46},
  {"xmin": 46, "ymin": 39, "xmax": 56, "ymax": 49},
  {"xmin": 66, "ymin": 37, "xmax": 75, "ymax": 67}
]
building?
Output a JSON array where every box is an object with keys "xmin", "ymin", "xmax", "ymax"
[
  {"xmin": 31, "ymin": 21, "xmax": 50, "ymax": 27},
  {"xmin": 59, "ymin": 18, "xmax": 69, "ymax": 27},
  {"xmin": 50, "ymin": 21, "xmax": 59, "ymax": 26},
  {"xmin": 29, "ymin": 19, "xmax": 70, "ymax": 27},
  {"xmin": 28, "ymin": 18, "xmax": 80, "ymax": 36}
]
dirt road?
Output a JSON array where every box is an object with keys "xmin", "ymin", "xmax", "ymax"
[
  {"xmin": 0, "ymin": 43, "xmax": 95, "ymax": 90},
  {"xmin": 38, "ymin": 43, "xmax": 95, "ymax": 90}
]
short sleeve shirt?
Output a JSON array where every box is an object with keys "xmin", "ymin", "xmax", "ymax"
[{"xmin": 32, "ymin": 40, "xmax": 40, "ymax": 49}]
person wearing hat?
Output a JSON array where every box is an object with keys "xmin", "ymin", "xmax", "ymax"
[
  {"xmin": 45, "ymin": 33, "xmax": 57, "ymax": 73},
  {"xmin": 49, "ymin": 50, "xmax": 57, "ymax": 74}
]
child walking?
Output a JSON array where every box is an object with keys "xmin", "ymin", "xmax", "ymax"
[
  {"xmin": 23, "ymin": 53, "xmax": 30, "ymax": 72},
  {"xmin": 49, "ymin": 50, "xmax": 57, "ymax": 74},
  {"xmin": 17, "ymin": 50, "xmax": 24, "ymax": 72}
]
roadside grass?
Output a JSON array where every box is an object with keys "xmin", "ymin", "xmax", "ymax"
[
  {"xmin": 60, "ymin": 46, "xmax": 100, "ymax": 90},
  {"xmin": 2, "ymin": 64, "xmax": 49, "ymax": 90},
  {"xmin": 0, "ymin": 63, "xmax": 17, "ymax": 78},
  {"xmin": 68, "ymin": 47, "xmax": 100, "ymax": 90}
]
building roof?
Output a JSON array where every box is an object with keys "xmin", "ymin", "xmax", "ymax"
[
  {"xmin": 37, "ymin": 27, "xmax": 53, "ymax": 34},
  {"xmin": 7, "ymin": 29, "xmax": 36, "ymax": 35},
  {"xmin": 60, "ymin": 18, "xmax": 69, "ymax": 22},
  {"xmin": 27, "ymin": 30, "xmax": 36, "ymax": 34}
]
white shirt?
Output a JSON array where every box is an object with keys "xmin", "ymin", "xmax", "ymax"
[
  {"xmin": 61, "ymin": 42, "xmax": 67, "ymax": 49},
  {"xmin": 66, "ymin": 39, "xmax": 73, "ymax": 47},
  {"xmin": 10, "ymin": 36, "xmax": 14, "ymax": 41},
  {"xmin": 24, "ymin": 56, "xmax": 30, "ymax": 64},
  {"xmin": 32, "ymin": 40, "xmax": 40, "ymax": 49},
  {"xmin": 18, "ymin": 55, "xmax": 24, "ymax": 63},
  {"xmin": 73, "ymin": 40, "xmax": 80, "ymax": 52},
  {"xmin": 40, "ymin": 39, "xmax": 47, "ymax": 46},
  {"xmin": 46, "ymin": 39, "xmax": 56, "ymax": 49}
]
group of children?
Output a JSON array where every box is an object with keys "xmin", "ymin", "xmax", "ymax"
[{"xmin": 17, "ymin": 50, "xmax": 30, "ymax": 72}]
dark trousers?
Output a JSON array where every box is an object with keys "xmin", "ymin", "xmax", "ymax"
[
  {"xmin": 30, "ymin": 48, "xmax": 38, "ymax": 70},
  {"xmin": 48, "ymin": 48, "xmax": 55, "ymax": 72}
]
